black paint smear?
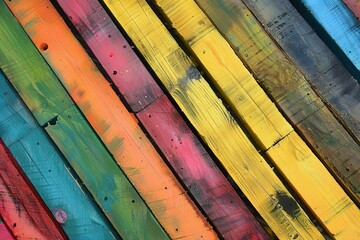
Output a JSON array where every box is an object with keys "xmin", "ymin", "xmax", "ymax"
[{"xmin": 275, "ymin": 190, "xmax": 301, "ymax": 219}]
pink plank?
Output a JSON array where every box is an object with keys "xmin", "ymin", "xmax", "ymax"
[
  {"xmin": 343, "ymin": 0, "xmax": 360, "ymax": 19},
  {"xmin": 0, "ymin": 217, "xmax": 15, "ymax": 240},
  {"xmin": 0, "ymin": 140, "xmax": 68, "ymax": 240},
  {"xmin": 57, "ymin": 0, "xmax": 163, "ymax": 112},
  {"xmin": 57, "ymin": 0, "xmax": 270, "ymax": 239}
]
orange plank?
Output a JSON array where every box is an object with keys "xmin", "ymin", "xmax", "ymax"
[{"xmin": 5, "ymin": 0, "xmax": 217, "ymax": 239}]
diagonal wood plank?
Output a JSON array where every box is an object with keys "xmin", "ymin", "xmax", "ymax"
[
  {"xmin": 196, "ymin": 0, "xmax": 360, "ymax": 202},
  {"xmin": 5, "ymin": 0, "xmax": 217, "ymax": 238},
  {"xmin": 292, "ymin": 0, "xmax": 360, "ymax": 76},
  {"xmin": 0, "ymin": 139, "xmax": 68, "ymax": 240},
  {"xmin": 0, "ymin": 2, "xmax": 170, "ymax": 239},
  {"xmin": 103, "ymin": 0, "xmax": 325, "ymax": 239},
  {"xmin": 0, "ymin": 217, "xmax": 15, "ymax": 240},
  {"xmin": 0, "ymin": 72, "xmax": 121, "ymax": 239},
  {"xmin": 55, "ymin": 0, "xmax": 271, "ymax": 238},
  {"xmin": 343, "ymin": 0, "xmax": 360, "ymax": 19},
  {"xmin": 153, "ymin": 1, "xmax": 360, "ymax": 238}
]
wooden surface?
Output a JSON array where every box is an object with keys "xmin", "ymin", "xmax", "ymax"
[
  {"xmin": 154, "ymin": 1, "xmax": 360, "ymax": 238},
  {"xmin": 0, "ymin": 68, "xmax": 120, "ymax": 239},
  {"xmin": 196, "ymin": 0, "xmax": 360, "ymax": 202},
  {"xmin": 343, "ymin": 0, "xmax": 360, "ymax": 19},
  {"xmin": 56, "ymin": 0, "xmax": 270, "ymax": 239},
  {"xmin": 6, "ymin": 0, "xmax": 217, "ymax": 239},
  {"xmin": 0, "ymin": 140, "xmax": 68, "ymax": 240},
  {"xmin": 294, "ymin": 0, "xmax": 360, "ymax": 75},
  {"xmin": 0, "ymin": 217, "xmax": 15, "ymax": 240},
  {"xmin": 103, "ymin": 0, "xmax": 326, "ymax": 239}
]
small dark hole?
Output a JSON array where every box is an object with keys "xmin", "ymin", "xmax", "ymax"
[
  {"xmin": 131, "ymin": 200, "xmax": 135, "ymax": 203},
  {"xmin": 13, "ymin": 223, "xmax": 16, "ymax": 228},
  {"xmin": 40, "ymin": 43, "xmax": 48, "ymax": 51},
  {"xmin": 48, "ymin": 169, "xmax": 51, "ymax": 172},
  {"xmin": 175, "ymin": 228, "xmax": 178, "ymax": 232},
  {"xmin": 123, "ymin": 45, "xmax": 127, "ymax": 48},
  {"xmin": 104, "ymin": 196, "xmax": 108, "ymax": 201},
  {"xmin": 113, "ymin": 71, "xmax": 117, "ymax": 75},
  {"xmin": 108, "ymin": 35, "xmax": 111, "ymax": 38}
]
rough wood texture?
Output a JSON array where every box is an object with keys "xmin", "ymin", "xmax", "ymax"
[
  {"xmin": 0, "ymin": 72, "xmax": 120, "ymax": 240},
  {"xmin": 6, "ymin": 0, "xmax": 217, "ymax": 238},
  {"xmin": 294, "ymin": 0, "xmax": 360, "ymax": 75},
  {"xmin": 0, "ymin": 140, "xmax": 68, "ymax": 240},
  {"xmin": 103, "ymin": 0, "xmax": 325, "ymax": 239},
  {"xmin": 154, "ymin": 1, "xmax": 360, "ymax": 238},
  {"xmin": 196, "ymin": 0, "xmax": 360, "ymax": 202},
  {"xmin": 343, "ymin": 0, "xmax": 360, "ymax": 19},
  {"xmin": 56, "ymin": 0, "xmax": 270, "ymax": 239},
  {"xmin": 0, "ymin": 217, "xmax": 15, "ymax": 240}
]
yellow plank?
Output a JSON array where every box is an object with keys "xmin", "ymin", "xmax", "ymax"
[
  {"xmin": 154, "ymin": 1, "xmax": 360, "ymax": 238},
  {"xmin": 103, "ymin": 0, "xmax": 324, "ymax": 239}
]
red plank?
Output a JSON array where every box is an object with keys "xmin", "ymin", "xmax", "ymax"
[
  {"xmin": 57, "ymin": 0, "xmax": 270, "ymax": 239},
  {"xmin": 0, "ymin": 217, "xmax": 15, "ymax": 240},
  {"xmin": 0, "ymin": 140, "xmax": 68, "ymax": 240}
]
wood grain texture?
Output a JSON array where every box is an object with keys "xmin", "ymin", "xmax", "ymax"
[
  {"xmin": 103, "ymin": 0, "xmax": 324, "ymax": 239},
  {"xmin": 295, "ymin": 0, "xmax": 360, "ymax": 74},
  {"xmin": 0, "ymin": 2, "xmax": 72, "ymax": 126},
  {"xmin": 0, "ymin": 72, "xmax": 121, "ymax": 239},
  {"xmin": 6, "ymin": 0, "xmax": 217, "ymax": 238},
  {"xmin": 57, "ymin": 0, "xmax": 164, "ymax": 112},
  {"xmin": 154, "ymin": 1, "xmax": 360, "ymax": 239},
  {"xmin": 196, "ymin": 0, "xmax": 360, "ymax": 202},
  {"xmin": 343, "ymin": 0, "xmax": 360, "ymax": 19},
  {"xmin": 0, "ymin": 140, "xmax": 68, "ymax": 240},
  {"xmin": 137, "ymin": 95, "xmax": 270, "ymax": 240},
  {"xmin": 56, "ymin": 1, "xmax": 270, "ymax": 239},
  {"xmin": 0, "ymin": 216, "xmax": 15, "ymax": 239}
]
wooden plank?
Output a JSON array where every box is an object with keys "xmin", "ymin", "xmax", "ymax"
[
  {"xmin": 0, "ymin": 216, "xmax": 15, "ymax": 239},
  {"xmin": 0, "ymin": 3, "xmax": 169, "ymax": 239},
  {"xmin": 153, "ymin": 1, "xmax": 360, "ymax": 238},
  {"xmin": 294, "ymin": 0, "xmax": 360, "ymax": 74},
  {"xmin": 343, "ymin": 0, "xmax": 360, "ymax": 19},
  {"xmin": 103, "ymin": 0, "xmax": 325, "ymax": 239},
  {"xmin": 0, "ymin": 140, "xmax": 68, "ymax": 240},
  {"xmin": 56, "ymin": 1, "xmax": 271, "ymax": 239},
  {"xmin": 5, "ymin": 0, "xmax": 217, "ymax": 239},
  {"xmin": 0, "ymin": 72, "xmax": 121, "ymax": 239},
  {"xmin": 196, "ymin": 0, "xmax": 360, "ymax": 202}
]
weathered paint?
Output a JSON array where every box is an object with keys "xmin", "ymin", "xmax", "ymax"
[
  {"xmin": 57, "ymin": 0, "xmax": 163, "ymax": 112},
  {"xmin": 0, "ymin": 71, "xmax": 121, "ymax": 239},
  {"xmin": 103, "ymin": 0, "xmax": 324, "ymax": 239},
  {"xmin": 1, "ymin": 4, "xmax": 169, "ymax": 239},
  {"xmin": 196, "ymin": 0, "xmax": 360, "ymax": 202},
  {"xmin": 154, "ymin": 0, "xmax": 360, "ymax": 238},
  {"xmin": 0, "ymin": 216, "xmax": 15, "ymax": 239},
  {"xmin": 56, "ymin": 0, "xmax": 270, "ymax": 238},
  {"xmin": 294, "ymin": 0, "xmax": 360, "ymax": 75},
  {"xmin": 6, "ymin": 0, "xmax": 217, "ymax": 238},
  {"xmin": 0, "ymin": 140, "xmax": 68, "ymax": 239},
  {"xmin": 343, "ymin": 0, "xmax": 360, "ymax": 19}
]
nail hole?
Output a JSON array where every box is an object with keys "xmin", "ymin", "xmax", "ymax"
[{"xmin": 40, "ymin": 43, "xmax": 48, "ymax": 51}]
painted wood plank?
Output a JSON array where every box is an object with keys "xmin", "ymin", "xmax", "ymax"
[
  {"xmin": 294, "ymin": 0, "xmax": 360, "ymax": 75},
  {"xmin": 0, "ymin": 3, "xmax": 169, "ymax": 239},
  {"xmin": 0, "ymin": 216, "xmax": 15, "ymax": 239},
  {"xmin": 56, "ymin": 1, "xmax": 271, "ymax": 239},
  {"xmin": 196, "ymin": 0, "xmax": 360, "ymax": 202},
  {"xmin": 0, "ymin": 72, "xmax": 120, "ymax": 240},
  {"xmin": 153, "ymin": 1, "xmax": 360, "ymax": 238},
  {"xmin": 0, "ymin": 140, "xmax": 68, "ymax": 239},
  {"xmin": 5, "ymin": 0, "xmax": 217, "ymax": 239},
  {"xmin": 343, "ymin": 0, "xmax": 360, "ymax": 19},
  {"xmin": 103, "ymin": 0, "xmax": 325, "ymax": 239}
]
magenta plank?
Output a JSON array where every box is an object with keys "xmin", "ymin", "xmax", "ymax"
[
  {"xmin": 56, "ymin": 0, "xmax": 270, "ymax": 238},
  {"xmin": 0, "ymin": 217, "xmax": 15, "ymax": 240}
]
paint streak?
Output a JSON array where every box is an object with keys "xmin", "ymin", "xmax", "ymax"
[
  {"xmin": 343, "ymin": 0, "xmax": 360, "ymax": 19},
  {"xmin": 0, "ymin": 72, "xmax": 120, "ymax": 239},
  {"xmin": 57, "ymin": 0, "xmax": 270, "ymax": 238},
  {"xmin": 5, "ymin": 0, "xmax": 216, "ymax": 239},
  {"xmin": 155, "ymin": 0, "xmax": 360, "ymax": 238},
  {"xmin": 196, "ymin": 0, "xmax": 360, "ymax": 203},
  {"xmin": 0, "ymin": 140, "xmax": 68, "ymax": 239},
  {"xmin": 295, "ymin": 0, "xmax": 360, "ymax": 74},
  {"xmin": 104, "ymin": 0, "xmax": 323, "ymax": 239}
]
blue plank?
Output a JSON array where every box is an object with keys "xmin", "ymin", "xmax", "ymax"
[
  {"xmin": 295, "ymin": 0, "xmax": 360, "ymax": 77},
  {"xmin": 0, "ymin": 72, "xmax": 120, "ymax": 239}
]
